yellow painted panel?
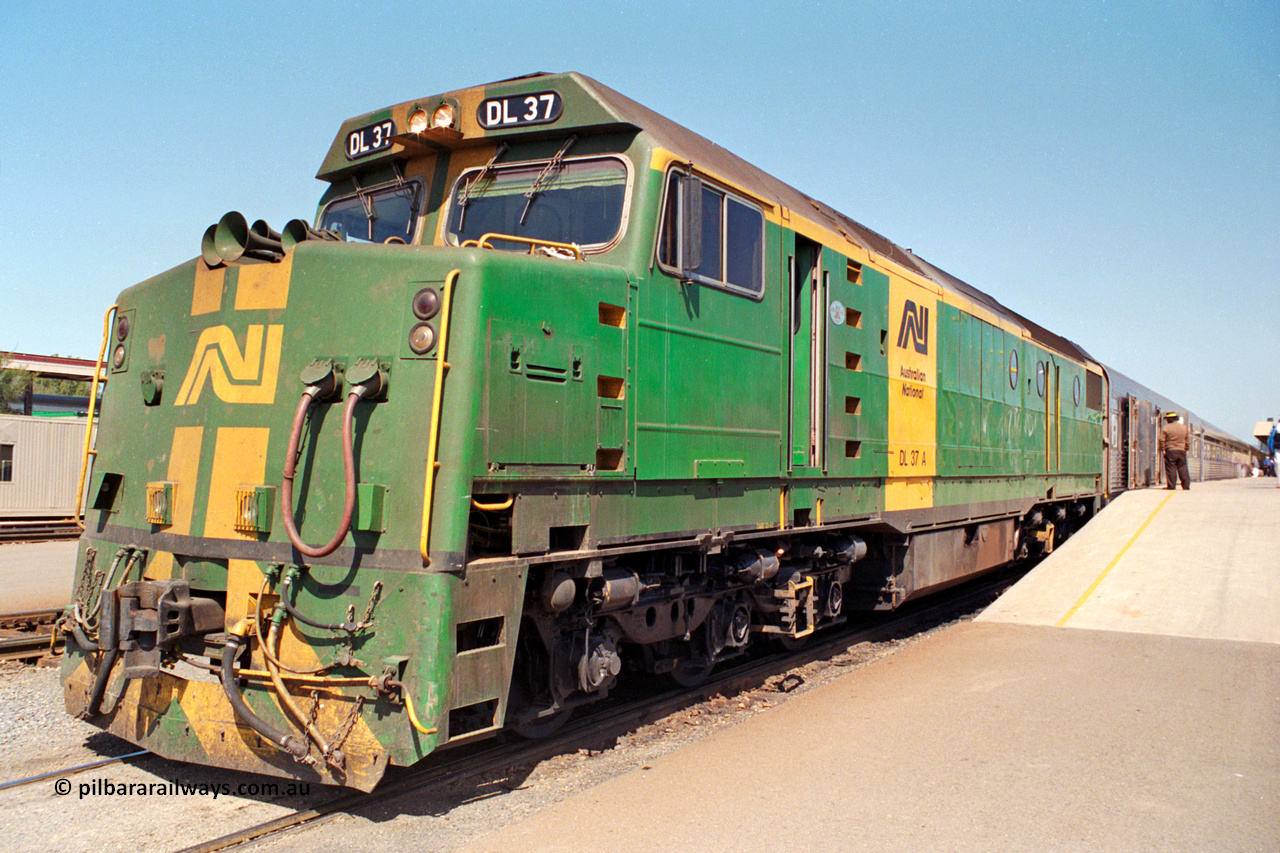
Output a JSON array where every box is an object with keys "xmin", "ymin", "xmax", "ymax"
[
  {"xmin": 175, "ymin": 677, "xmax": 270, "ymax": 766},
  {"xmin": 143, "ymin": 552, "xmax": 174, "ymax": 581},
  {"xmin": 168, "ymin": 427, "xmax": 205, "ymax": 536},
  {"xmin": 191, "ymin": 261, "xmax": 226, "ymax": 316},
  {"xmin": 225, "ymin": 558, "xmax": 266, "ymax": 627},
  {"xmin": 233, "ymin": 253, "xmax": 292, "ymax": 311},
  {"xmin": 886, "ymin": 276, "xmax": 937, "ymax": 511},
  {"xmin": 204, "ymin": 427, "xmax": 270, "ymax": 539},
  {"xmin": 885, "ymin": 478, "xmax": 934, "ymax": 512}
]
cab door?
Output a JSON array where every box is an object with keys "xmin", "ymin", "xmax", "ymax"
[{"xmin": 788, "ymin": 236, "xmax": 822, "ymax": 470}]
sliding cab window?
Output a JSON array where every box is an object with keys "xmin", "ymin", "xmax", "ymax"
[
  {"xmin": 318, "ymin": 178, "xmax": 424, "ymax": 244},
  {"xmin": 658, "ymin": 169, "xmax": 764, "ymax": 299},
  {"xmin": 445, "ymin": 156, "xmax": 630, "ymax": 251}
]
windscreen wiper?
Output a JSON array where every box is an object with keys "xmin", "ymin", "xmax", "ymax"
[{"xmin": 519, "ymin": 135, "xmax": 578, "ymax": 225}]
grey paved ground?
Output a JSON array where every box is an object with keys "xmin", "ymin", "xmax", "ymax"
[
  {"xmin": 0, "ymin": 540, "xmax": 76, "ymax": 612},
  {"xmin": 466, "ymin": 480, "xmax": 1280, "ymax": 852}
]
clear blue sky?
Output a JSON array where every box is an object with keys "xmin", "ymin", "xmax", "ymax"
[{"xmin": 2, "ymin": 1, "xmax": 1275, "ymax": 443}]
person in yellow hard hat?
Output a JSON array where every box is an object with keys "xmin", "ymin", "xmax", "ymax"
[{"xmin": 1158, "ymin": 411, "xmax": 1191, "ymax": 490}]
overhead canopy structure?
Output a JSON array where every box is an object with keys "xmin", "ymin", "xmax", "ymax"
[{"xmin": 2, "ymin": 352, "xmax": 104, "ymax": 381}]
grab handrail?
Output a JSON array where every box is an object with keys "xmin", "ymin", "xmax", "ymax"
[
  {"xmin": 75, "ymin": 305, "xmax": 117, "ymax": 528},
  {"xmin": 419, "ymin": 269, "xmax": 460, "ymax": 565}
]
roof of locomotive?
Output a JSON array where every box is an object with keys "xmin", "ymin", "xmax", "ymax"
[
  {"xmin": 322, "ymin": 71, "xmax": 1096, "ymax": 365},
  {"xmin": 574, "ymin": 74, "xmax": 1099, "ymax": 366}
]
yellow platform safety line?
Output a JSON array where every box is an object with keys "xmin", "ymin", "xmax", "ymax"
[
  {"xmin": 1056, "ymin": 491, "xmax": 1175, "ymax": 627},
  {"xmin": 420, "ymin": 269, "xmax": 461, "ymax": 565},
  {"xmin": 75, "ymin": 305, "xmax": 117, "ymax": 528}
]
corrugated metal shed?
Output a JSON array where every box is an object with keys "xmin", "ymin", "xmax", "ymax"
[{"xmin": 0, "ymin": 415, "xmax": 94, "ymax": 517}]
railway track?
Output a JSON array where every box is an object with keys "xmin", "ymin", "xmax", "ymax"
[
  {"xmin": 175, "ymin": 563, "xmax": 1028, "ymax": 853},
  {"xmin": 0, "ymin": 609, "xmax": 61, "ymax": 663},
  {"xmin": 0, "ymin": 750, "xmax": 153, "ymax": 792},
  {"xmin": 0, "ymin": 518, "xmax": 81, "ymax": 543}
]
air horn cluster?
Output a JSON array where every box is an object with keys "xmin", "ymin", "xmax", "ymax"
[{"xmin": 200, "ymin": 212, "xmax": 343, "ymax": 267}]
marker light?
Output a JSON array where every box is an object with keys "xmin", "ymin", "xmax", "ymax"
[
  {"xmin": 412, "ymin": 287, "xmax": 441, "ymax": 320},
  {"xmin": 146, "ymin": 482, "xmax": 174, "ymax": 526},
  {"xmin": 234, "ymin": 485, "xmax": 276, "ymax": 534}
]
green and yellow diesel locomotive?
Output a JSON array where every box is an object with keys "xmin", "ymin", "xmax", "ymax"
[{"xmin": 62, "ymin": 72, "xmax": 1108, "ymax": 790}]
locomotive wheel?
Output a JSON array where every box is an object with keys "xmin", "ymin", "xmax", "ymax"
[
  {"xmin": 776, "ymin": 634, "xmax": 812, "ymax": 652},
  {"xmin": 511, "ymin": 705, "xmax": 572, "ymax": 739},
  {"xmin": 669, "ymin": 658, "xmax": 715, "ymax": 687},
  {"xmin": 506, "ymin": 621, "xmax": 571, "ymax": 738}
]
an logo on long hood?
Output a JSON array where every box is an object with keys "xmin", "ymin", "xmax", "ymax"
[
  {"xmin": 174, "ymin": 324, "xmax": 284, "ymax": 405},
  {"xmin": 896, "ymin": 300, "xmax": 929, "ymax": 355}
]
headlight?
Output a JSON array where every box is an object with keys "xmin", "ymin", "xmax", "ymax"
[
  {"xmin": 408, "ymin": 108, "xmax": 429, "ymax": 133},
  {"xmin": 431, "ymin": 103, "xmax": 456, "ymax": 129}
]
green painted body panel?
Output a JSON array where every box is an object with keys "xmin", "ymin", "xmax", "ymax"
[
  {"xmin": 825, "ymin": 263, "xmax": 890, "ymax": 482},
  {"xmin": 935, "ymin": 302, "xmax": 1103, "ymax": 504}
]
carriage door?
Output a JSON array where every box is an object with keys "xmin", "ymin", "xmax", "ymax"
[{"xmin": 788, "ymin": 236, "xmax": 823, "ymax": 470}]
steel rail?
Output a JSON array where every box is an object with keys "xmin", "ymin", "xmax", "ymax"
[
  {"xmin": 0, "ymin": 750, "xmax": 152, "ymax": 792},
  {"xmin": 0, "ymin": 608, "xmax": 61, "ymax": 630},
  {"xmin": 0, "ymin": 518, "xmax": 82, "ymax": 542},
  {"xmin": 0, "ymin": 631, "xmax": 60, "ymax": 663}
]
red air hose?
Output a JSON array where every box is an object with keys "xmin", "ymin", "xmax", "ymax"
[{"xmin": 281, "ymin": 385, "xmax": 365, "ymax": 559}]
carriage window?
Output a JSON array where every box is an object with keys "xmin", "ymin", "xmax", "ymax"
[
  {"xmin": 446, "ymin": 157, "xmax": 628, "ymax": 251},
  {"xmin": 319, "ymin": 180, "xmax": 423, "ymax": 244},
  {"xmin": 0, "ymin": 444, "xmax": 12, "ymax": 482},
  {"xmin": 658, "ymin": 170, "xmax": 764, "ymax": 298}
]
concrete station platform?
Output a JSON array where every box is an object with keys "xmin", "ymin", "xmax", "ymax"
[
  {"xmin": 0, "ymin": 540, "xmax": 77, "ymax": 613},
  {"xmin": 467, "ymin": 479, "xmax": 1280, "ymax": 852}
]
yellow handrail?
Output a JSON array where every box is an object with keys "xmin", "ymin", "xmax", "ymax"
[
  {"xmin": 461, "ymin": 233, "xmax": 583, "ymax": 260},
  {"xmin": 419, "ymin": 269, "xmax": 460, "ymax": 564},
  {"xmin": 75, "ymin": 305, "xmax": 117, "ymax": 528},
  {"xmin": 471, "ymin": 496, "xmax": 514, "ymax": 512}
]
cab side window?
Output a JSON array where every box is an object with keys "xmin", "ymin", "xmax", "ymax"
[{"xmin": 658, "ymin": 169, "xmax": 764, "ymax": 299}]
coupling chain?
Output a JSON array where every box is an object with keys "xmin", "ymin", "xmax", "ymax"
[
  {"xmin": 361, "ymin": 581, "xmax": 384, "ymax": 627},
  {"xmin": 307, "ymin": 690, "xmax": 322, "ymax": 750},
  {"xmin": 329, "ymin": 694, "xmax": 365, "ymax": 764}
]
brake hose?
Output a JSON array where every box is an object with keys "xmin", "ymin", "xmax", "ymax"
[
  {"xmin": 281, "ymin": 383, "xmax": 368, "ymax": 559},
  {"xmin": 82, "ymin": 648, "xmax": 119, "ymax": 718},
  {"xmin": 219, "ymin": 621, "xmax": 312, "ymax": 763}
]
